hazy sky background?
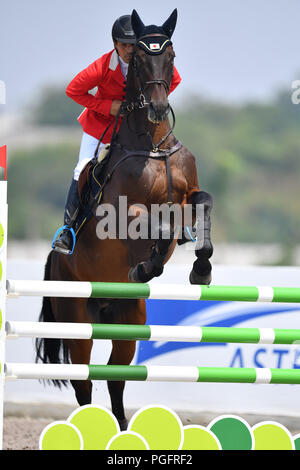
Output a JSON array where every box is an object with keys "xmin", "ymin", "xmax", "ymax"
[{"xmin": 1, "ymin": 0, "xmax": 300, "ymax": 111}]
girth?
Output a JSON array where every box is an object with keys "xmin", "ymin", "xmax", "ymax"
[{"xmin": 93, "ymin": 140, "xmax": 183, "ymax": 206}]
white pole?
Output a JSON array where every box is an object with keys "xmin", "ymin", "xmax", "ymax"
[
  {"xmin": 4, "ymin": 363, "xmax": 89, "ymax": 381},
  {"xmin": 6, "ymin": 279, "xmax": 92, "ymax": 298},
  {"xmin": 0, "ymin": 181, "xmax": 8, "ymax": 449},
  {"xmin": 5, "ymin": 321, "xmax": 93, "ymax": 339}
]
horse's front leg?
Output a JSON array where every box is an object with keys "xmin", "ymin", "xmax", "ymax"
[
  {"xmin": 189, "ymin": 191, "xmax": 213, "ymax": 285},
  {"xmin": 128, "ymin": 222, "xmax": 174, "ymax": 283}
]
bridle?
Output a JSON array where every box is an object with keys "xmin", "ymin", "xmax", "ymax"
[
  {"xmin": 125, "ymin": 38, "xmax": 172, "ymax": 112},
  {"xmin": 92, "ymin": 36, "xmax": 181, "ymax": 205},
  {"xmin": 95, "ymin": 36, "xmax": 175, "ymax": 153},
  {"xmin": 125, "ymin": 81, "xmax": 169, "ymax": 113},
  {"xmin": 125, "ymin": 71, "xmax": 170, "ymax": 113},
  {"xmin": 125, "ymin": 55, "xmax": 171, "ymax": 112},
  {"xmin": 123, "ymin": 41, "xmax": 175, "ymax": 151}
]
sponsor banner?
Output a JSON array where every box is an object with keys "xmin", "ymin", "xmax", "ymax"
[{"xmin": 137, "ymin": 299, "xmax": 300, "ymax": 368}]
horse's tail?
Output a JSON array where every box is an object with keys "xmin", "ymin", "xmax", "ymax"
[{"xmin": 35, "ymin": 251, "xmax": 70, "ymax": 388}]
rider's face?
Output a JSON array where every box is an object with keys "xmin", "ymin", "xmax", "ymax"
[{"xmin": 114, "ymin": 41, "xmax": 134, "ymax": 64}]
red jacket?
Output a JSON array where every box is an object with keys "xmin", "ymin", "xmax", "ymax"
[{"xmin": 66, "ymin": 49, "xmax": 181, "ymax": 142}]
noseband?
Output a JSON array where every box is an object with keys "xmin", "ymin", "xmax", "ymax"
[
  {"xmin": 125, "ymin": 77, "xmax": 171, "ymax": 113},
  {"xmin": 126, "ymin": 79, "xmax": 170, "ymax": 112}
]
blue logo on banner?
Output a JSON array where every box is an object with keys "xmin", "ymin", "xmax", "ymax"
[{"xmin": 135, "ymin": 300, "xmax": 300, "ymax": 364}]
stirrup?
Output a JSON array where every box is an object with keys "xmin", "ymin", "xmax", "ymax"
[
  {"xmin": 185, "ymin": 226, "xmax": 196, "ymax": 242},
  {"xmin": 177, "ymin": 226, "xmax": 197, "ymax": 245},
  {"xmin": 52, "ymin": 225, "xmax": 76, "ymax": 255}
]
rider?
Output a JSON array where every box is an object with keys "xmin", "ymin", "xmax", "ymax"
[{"xmin": 52, "ymin": 14, "xmax": 181, "ymax": 254}]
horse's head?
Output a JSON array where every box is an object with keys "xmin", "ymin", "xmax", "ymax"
[{"xmin": 130, "ymin": 9, "xmax": 177, "ymax": 124}]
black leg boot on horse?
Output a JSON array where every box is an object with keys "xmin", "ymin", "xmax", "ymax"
[
  {"xmin": 52, "ymin": 179, "xmax": 82, "ymax": 255},
  {"xmin": 189, "ymin": 191, "xmax": 213, "ymax": 285}
]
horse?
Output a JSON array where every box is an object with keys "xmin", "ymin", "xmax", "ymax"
[{"xmin": 36, "ymin": 9, "xmax": 213, "ymax": 430}]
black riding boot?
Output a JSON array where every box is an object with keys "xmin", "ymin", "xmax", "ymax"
[{"xmin": 52, "ymin": 179, "xmax": 81, "ymax": 254}]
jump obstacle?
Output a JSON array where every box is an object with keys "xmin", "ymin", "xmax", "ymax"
[
  {"xmin": 6, "ymin": 279, "xmax": 300, "ymax": 303},
  {"xmin": 1, "ymin": 180, "xmax": 300, "ymax": 448}
]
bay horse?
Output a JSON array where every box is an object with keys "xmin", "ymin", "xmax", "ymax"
[{"xmin": 36, "ymin": 9, "xmax": 213, "ymax": 430}]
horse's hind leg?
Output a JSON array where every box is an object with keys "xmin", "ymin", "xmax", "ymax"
[
  {"xmin": 189, "ymin": 191, "xmax": 213, "ymax": 285},
  {"xmin": 107, "ymin": 299, "xmax": 146, "ymax": 430},
  {"xmin": 107, "ymin": 339, "xmax": 137, "ymax": 430},
  {"xmin": 51, "ymin": 297, "xmax": 94, "ymax": 406},
  {"xmin": 64, "ymin": 337, "xmax": 93, "ymax": 406}
]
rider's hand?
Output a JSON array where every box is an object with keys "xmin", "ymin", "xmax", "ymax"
[{"xmin": 110, "ymin": 100, "xmax": 122, "ymax": 116}]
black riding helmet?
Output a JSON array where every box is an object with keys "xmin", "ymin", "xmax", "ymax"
[{"xmin": 112, "ymin": 15, "xmax": 136, "ymax": 44}]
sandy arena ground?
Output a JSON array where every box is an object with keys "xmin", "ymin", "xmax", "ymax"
[{"xmin": 3, "ymin": 417, "xmax": 53, "ymax": 450}]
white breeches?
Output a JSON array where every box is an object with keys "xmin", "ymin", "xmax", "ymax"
[{"xmin": 73, "ymin": 132, "xmax": 103, "ymax": 181}]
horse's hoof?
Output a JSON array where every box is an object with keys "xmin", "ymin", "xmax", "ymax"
[
  {"xmin": 128, "ymin": 265, "xmax": 142, "ymax": 283},
  {"xmin": 128, "ymin": 263, "xmax": 163, "ymax": 283},
  {"xmin": 128, "ymin": 263, "xmax": 149, "ymax": 282},
  {"xmin": 189, "ymin": 269, "xmax": 212, "ymax": 285},
  {"xmin": 118, "ymin": 418, "xmax": 128, "ymax": 431}
]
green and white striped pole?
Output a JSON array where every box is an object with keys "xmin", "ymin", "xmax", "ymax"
[
  {"xmin": 5, "ymin": 321, "xmax": 300, "ymax": 345},
  {"xmin": 6, "ymin": 280, "xmax": 300, "ymax": 303},
  {"xmin": 0, "ymin": 180, "xmax": 8, "ymax": 450},
  {"xmin": 5, "ymin": 363, "xmax": 300, "ymax": 385}
]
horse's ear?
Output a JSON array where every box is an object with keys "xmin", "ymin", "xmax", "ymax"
[
  {"xmin": 161, "ymin": 9, "xmax": 177, "ymax": 38},
  {"xmin": 131, "ymin": 9, "xmax": 145, "ymax": 39}
]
